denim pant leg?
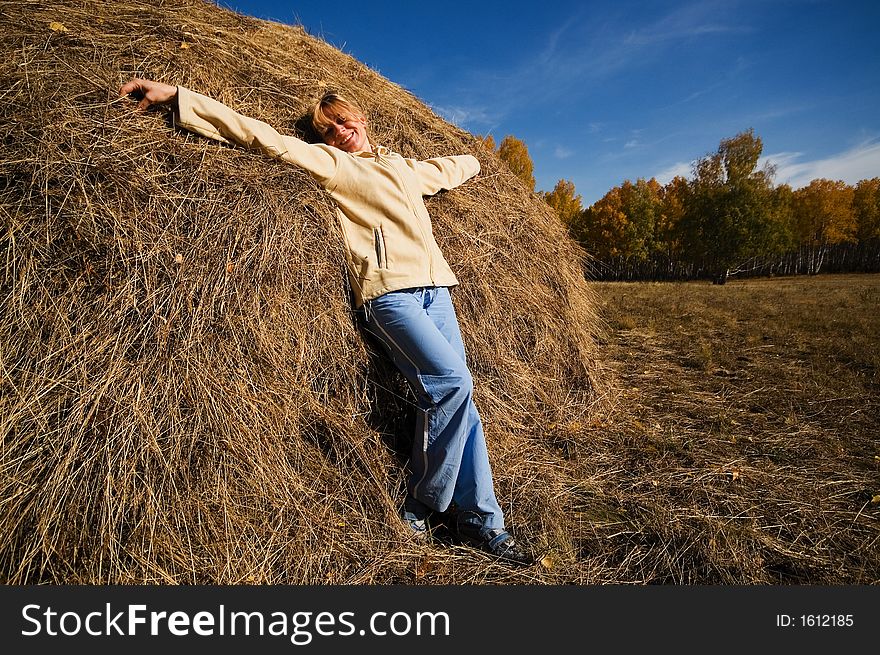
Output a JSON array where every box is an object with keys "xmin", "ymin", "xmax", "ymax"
[{"xmin": 362, "ymin": 287, "xmax": 504, "ymax": 532}]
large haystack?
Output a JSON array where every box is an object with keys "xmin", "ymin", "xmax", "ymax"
[{"xmin": 0, "ymin": 0, "xmax": 608, "ymax": 583}]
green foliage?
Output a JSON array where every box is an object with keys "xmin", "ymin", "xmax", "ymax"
[
  {"xmin": 765, "ymin": 184, "xmax": 797, "ymax": 257},
  {"xmin": 677, "ymin": 129, "xmax": 778, "ymax": 273},
  {"xmin": 578, "ymin": 179, "xmax": 662, "ymax": 262}
]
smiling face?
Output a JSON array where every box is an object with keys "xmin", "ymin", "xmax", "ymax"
[
  {"xmin": 322, "ymin": 114, "xmax": 369, "ymax": 152},
  {"xmin": 312, "ymin": 94, "xmax": 371, "ymax": 153}
]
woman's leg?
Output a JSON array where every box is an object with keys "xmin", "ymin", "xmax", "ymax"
[
  {"xmin": 422, "ymin": 287, "xmax": 504, "ymax": 532},
  {"xmin": 361, "ymin": 287, "xmax": 504, "ymax": 531}
]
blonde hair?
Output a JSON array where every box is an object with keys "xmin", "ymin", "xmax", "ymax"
[{"xmin": 311, "ymin": 93, "xmax": 367, "ymax": 139}]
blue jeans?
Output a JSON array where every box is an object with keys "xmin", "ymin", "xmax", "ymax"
[{"xmin": 360, "ymin": 286, "xmax": 504, "ymax": 532}]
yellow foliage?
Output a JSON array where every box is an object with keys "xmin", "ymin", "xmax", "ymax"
[
  {"xmin": 792, "ymin": 179, "xmax": 857, "ymax": 246},
  {"xmin": 543, "ymin": 179, "xmax": 582, "ymax": 224},
  {"xmin": 497, "ymin": 135, "xmax": 535, "ymax": 191}
]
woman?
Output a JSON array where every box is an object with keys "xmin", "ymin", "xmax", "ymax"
[{"xmin": 119, "ymin": 78, "xmax": 532, "ymax": 566}]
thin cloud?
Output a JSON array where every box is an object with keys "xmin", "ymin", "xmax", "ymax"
[
  {"xmin": 554, "ymin": 145, "xmax": 575, "ymax": 159},
  {"xmin": 653, "ymin": 139, "xmax": 880, "ymax": 188},
  {"xmin": 654, "ymin": 160, "xmax": 695, "ymax": 184},
  {"xmin": 451, "ymin": 0, "xmax": 753, "ymax": 123},
  {"xmin": 624, "ymin": 24, "xmax": 740, "ymax": 46},
  {"xmin": 764, "ymin": 139, "xmax": 880, "ymax": 188},
  {"xmin": 622, "ymin": 1, "xmax": 752, "ymax": 47},
  {"xmin": 428, "ymin": 103, "xmax": 497, "ymax": 129},
  {"xmin": 592, "ymin": 0, "xmax": 751, "ymax": 74}
]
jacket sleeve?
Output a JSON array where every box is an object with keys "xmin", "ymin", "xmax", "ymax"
[
  {"xmin": 174, "ymin": 86, "xmax": 340, "ymax": 187},
  {"xmin": 406, "ymin": 154, "xmax": 480, "ymax": 196}
]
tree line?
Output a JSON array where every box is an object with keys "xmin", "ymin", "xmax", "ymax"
[{"xmin": 483, "ymin": 130, "xmax": 880, "ymax": 281}]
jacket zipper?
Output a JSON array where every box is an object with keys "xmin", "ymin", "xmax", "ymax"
[
  {"xmin": 373, "ymin": 226, "xmax": 386, "ymax": 269},
  {"xmin": 380, "ymin": 157, "xmax": 435, "ymax": 284}
]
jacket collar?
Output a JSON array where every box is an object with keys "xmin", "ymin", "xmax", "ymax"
[{"xmin": 353, "ymin": 144, "xmax": 392, "ymax": 161}]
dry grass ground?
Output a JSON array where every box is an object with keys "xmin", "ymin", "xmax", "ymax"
[{"xmin": 568, "ymin": 273, "xmax": 880, "ymax": 584}]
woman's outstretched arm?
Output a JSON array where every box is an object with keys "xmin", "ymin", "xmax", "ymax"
[
  {"xmin": 407, "ymin": 155, "xmax": 481, "ymax": 196},
  {"xmin": 118, "ymin": 78, "xmax": 340, "ymax": 186}
]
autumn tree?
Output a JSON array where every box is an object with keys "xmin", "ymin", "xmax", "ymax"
[
  {"xmin": 497, "ymin": 135, "xmax": 536, "ymax": 191},
  {"xmin": 542, "ymin": 179, "xmax": 582, "ymax": 225},
  {"xmin": 677, "ymin": 128, "xmax": 777, "ymax": 277},
  {"xmin": 477, "ymin": 134, "xmax": 496, "ymax": 152},
  {"xmin": 767, "ymin": 183, "xmax": 796, "ymax": 256},
  {"xmin": 556, "ymin": 127, "xmax": 877, "ymax": 279},
  {"xmin": 617, "ymin": 178, "xmax": 662, "ymax": 261},
  {"xmin": 578, "ymin": 186, "xmax": 624, "ymax": 261},
  {"xmin": 853, "ymin": 178, "xmax": 880, "ymax": 244},
  {"xmin": 792, "ymin": 179, "xmax": 856, "ymax": 246},
  {"xmin": 656, "ymin": 175, "xmax": 689, "ymax": 258},
  {"xmin": 788, "ymin": 179, "xmax": 855, "ymax": 274},
  {"xmin": 577, "ymin": 178, "xmax": 662, "ymax": 264}
]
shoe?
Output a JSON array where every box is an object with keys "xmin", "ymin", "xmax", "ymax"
[
  {"xmin": 403, "ymin": 516, "xmax": 430, "ymax": 542},
  {"xmin": 401, "ymin": 495, "xmax": 432, "ymax": 543},
  {"xmin": 457, "ymin": 526, "xmax": 534, "ymax": 566}
]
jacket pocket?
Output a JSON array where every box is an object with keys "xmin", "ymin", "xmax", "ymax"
[
  {"xmin": 373, "ymin": 226, "xmax": 387, "ymax": 269},
  {"xmin": 347, "ymin": 250, "xmax": 371, "ymax": 281}
]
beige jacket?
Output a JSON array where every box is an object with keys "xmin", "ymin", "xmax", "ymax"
[{"xmin": 174, "ymin": 86, "xmax": 480, "ymax": 306}]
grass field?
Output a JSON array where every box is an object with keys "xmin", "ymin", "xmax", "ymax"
[{"xmin": 565, "ymin": 273, "xmax": 879, "ymax": 584}]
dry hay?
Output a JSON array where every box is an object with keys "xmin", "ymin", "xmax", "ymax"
[{"xmin": 0, "ymin": 0, "xmax": 609, "ymax": 583}]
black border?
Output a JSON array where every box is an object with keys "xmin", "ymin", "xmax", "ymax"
[{"xmin": 1, "ymin": 584, "xmax": 875, "ymax": 653}]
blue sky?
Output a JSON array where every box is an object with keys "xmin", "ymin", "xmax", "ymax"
[{"xmin": 217, "ymin": 0, "xmax": 879, "ymax": 206}]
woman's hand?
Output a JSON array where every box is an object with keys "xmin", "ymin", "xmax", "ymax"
[{"xmin": 119, "ymin": 78, "xmax": 178, "ymax": 111}]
